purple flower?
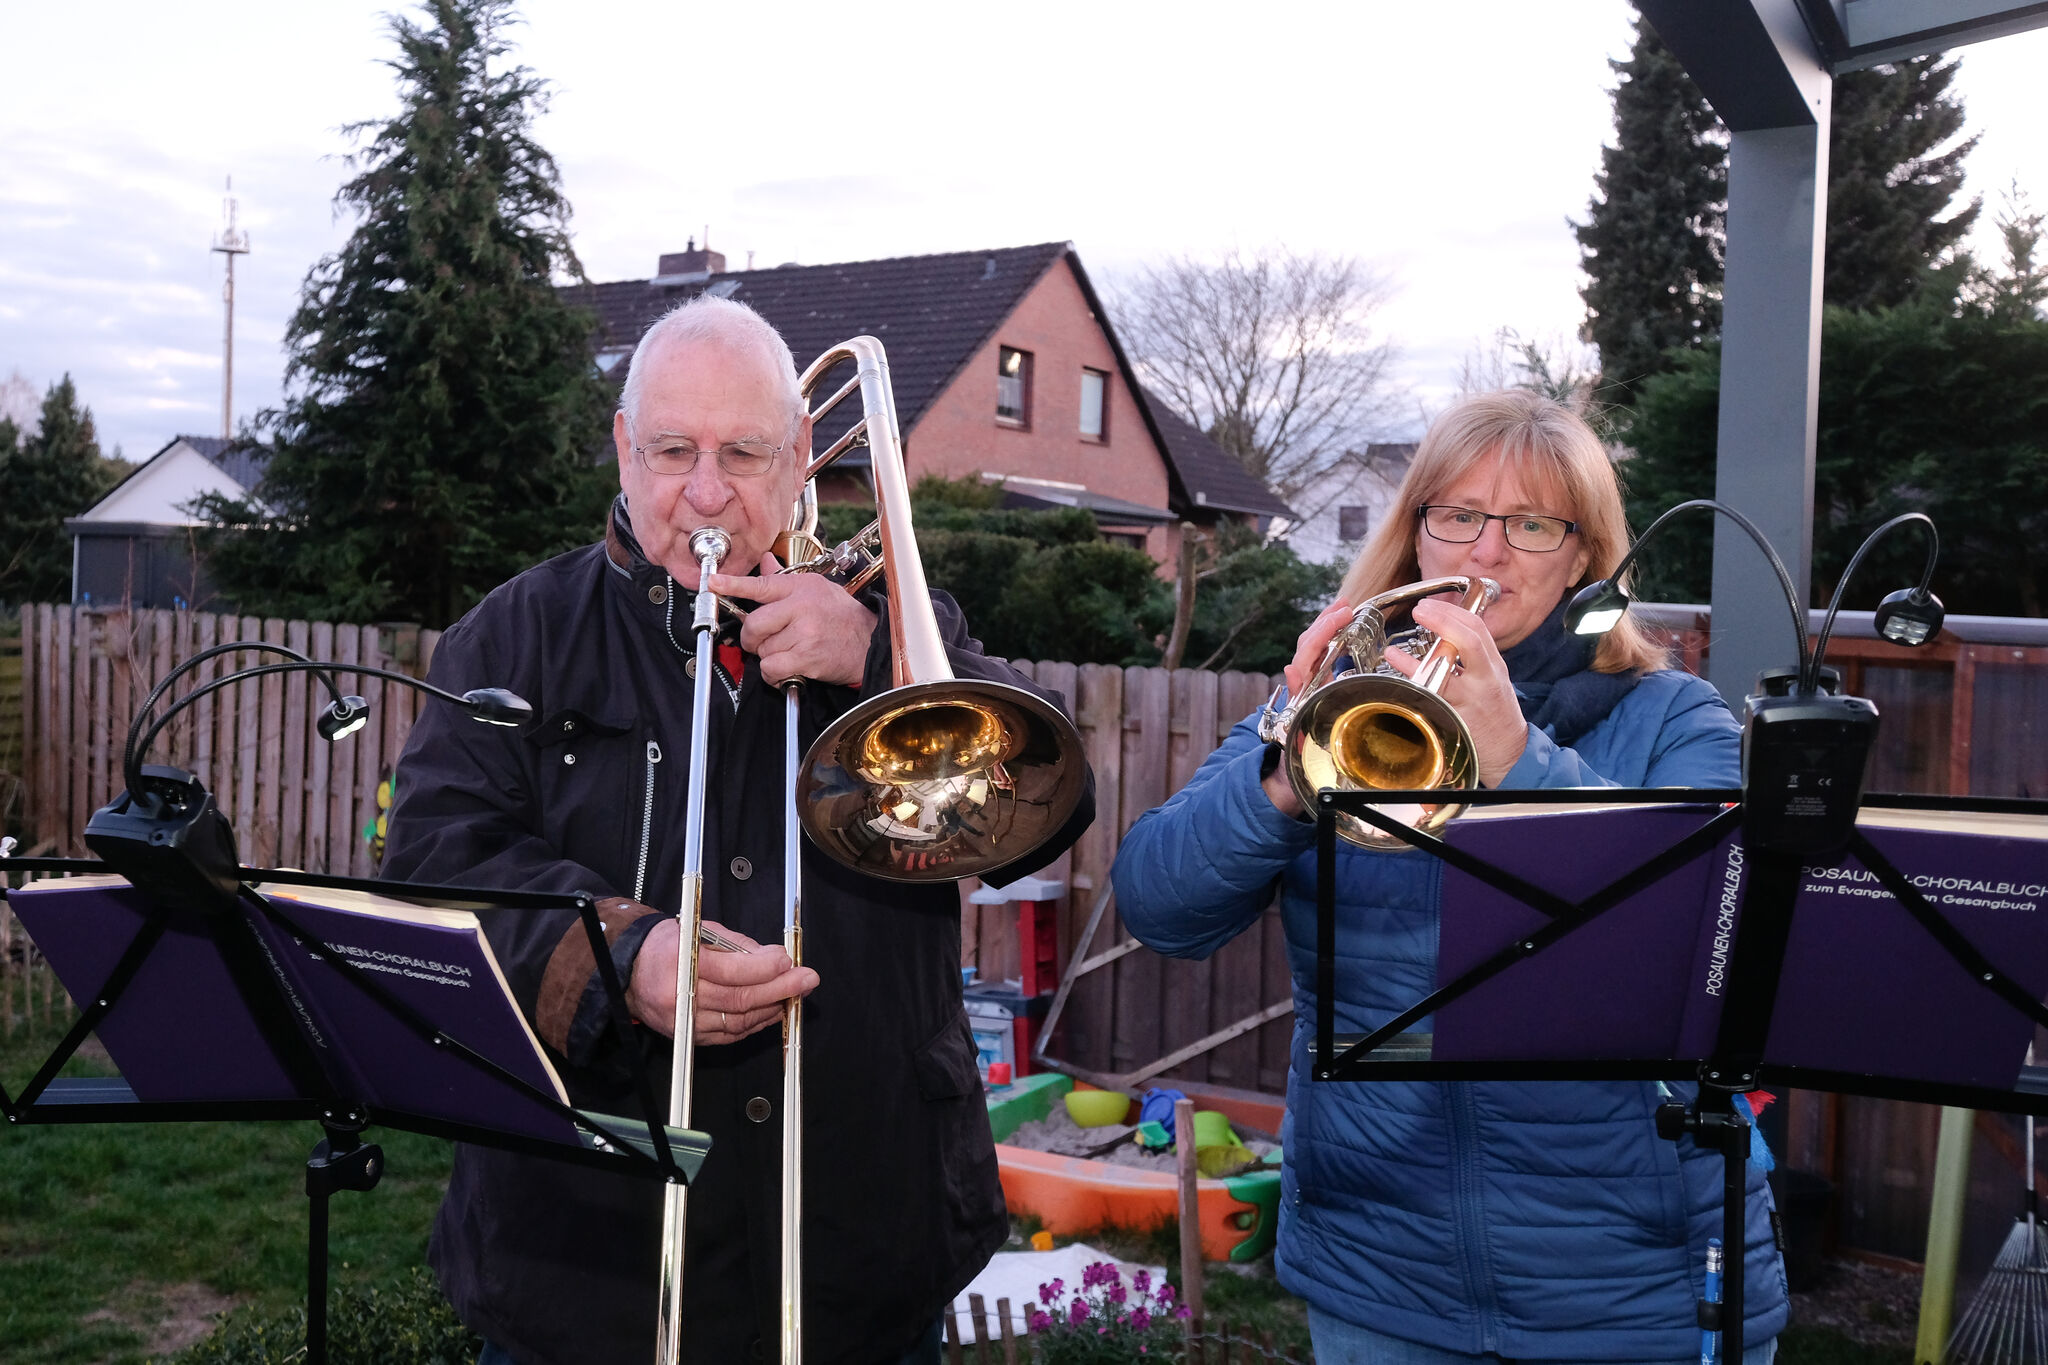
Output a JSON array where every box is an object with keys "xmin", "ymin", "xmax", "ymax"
[
  {"xmin": 1175, "ymin": 1305, "xmax": 1193, "ymax": 1321},
  {"xmin": 1025, "ymin": 1308, "xmax": 1051, "ymax": 1332},
  {"xmin": 1040, "ymin": 1277, "xmax": 1064, "ymax": 1306},
  {"xmin": 1068, "ymin": 1298, "xmax": 1091, "ymax": 1325},
  {"xmin": 1132, "ymin": 1269, "xmax": 1151, "ymax": 1295},
  {"xmin": 1157, "ymin": 1283, "xmax": 1176, "ymax": 1304},
  {"xmin": 1130, "ymin": 1308, "xmax": 1153, "ymax": 1332},
  {"xmin": 1108, "ymin": 1283, "xmax": 1128, "ymax": 1305}
]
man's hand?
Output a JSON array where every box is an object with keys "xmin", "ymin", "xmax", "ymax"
[
  {"xmin": 627, "ymin": 917, "xmax": 820, "ymax": 1046},
  {"xmin": 707, "ymin": 553, "xmax": 878, "ymax": 687}
]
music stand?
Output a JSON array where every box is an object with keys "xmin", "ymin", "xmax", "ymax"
[
  {"xmin": 1, "ymin": 848, "xmax": 709, "ymax": 1365},
  {"xmin": 1308, "ymin": 784, "xmax": 2048, "ymax": 1357}
]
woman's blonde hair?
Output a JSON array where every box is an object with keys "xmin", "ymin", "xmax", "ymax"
[{"xmin": 1337, "ymin": 390, "xmax": 1668, "ymax": 675}]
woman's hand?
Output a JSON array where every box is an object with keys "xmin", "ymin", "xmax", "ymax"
[
  {"xmin": 1379, "ymin": 597, "xmax": 1529, "ymax": 787},
  {"xmin": 1261, "ymin": 600, "xmax": 1355, "ymax": 817}
]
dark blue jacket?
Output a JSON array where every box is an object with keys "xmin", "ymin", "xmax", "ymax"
[{"xmin": 1111, "ymin": 667, "xmax": 1788, "ymax": 1360}]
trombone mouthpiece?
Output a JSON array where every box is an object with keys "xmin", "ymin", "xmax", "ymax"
[{"xmin": 689, "ymin": 526, "xmax": 732, "ymax": 567}]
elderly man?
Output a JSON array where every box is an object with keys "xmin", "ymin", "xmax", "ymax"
[{"xmin": 382, "ymin": 295, "xmax": 1092, "ymax": 1365}]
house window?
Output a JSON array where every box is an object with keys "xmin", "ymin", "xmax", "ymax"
[
  {"xmin": 1338, "ymin": 505, "xmax": 1373, "ymax": 541},
  {"xmin": 1079, "ymin": 368, "xmax": 1108, "ymax": 440},
  {"xmin": 997, "ymin": 346, "xmax": 1031, "ymax": 425}
]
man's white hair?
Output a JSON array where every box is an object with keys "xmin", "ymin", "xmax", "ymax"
[{"xmin": 618, "ymin": 294, "xmax": 805, "ymax": 433}]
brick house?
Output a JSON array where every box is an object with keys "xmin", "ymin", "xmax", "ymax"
[{"xmin": 564, "ymin": 241, "xmax": 1290, "ymax": 566}]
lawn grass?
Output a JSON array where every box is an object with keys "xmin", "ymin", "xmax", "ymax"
[
  {"xmin": 1779, "ymin": 1323, "xmax": 1914, "ymax": 1365},
  {"xmin": 0, "ymin": 1007, "xmax": 453, "ymax": 1364}
]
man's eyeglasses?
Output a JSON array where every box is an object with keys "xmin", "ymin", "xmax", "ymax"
[
  {"xmin": 1417, "ymin": 504, "xmax": 1579, "ymax": 553},
  {"xmin": 632, "ymin": 436, "xmax": 784, "ymax": 479}
]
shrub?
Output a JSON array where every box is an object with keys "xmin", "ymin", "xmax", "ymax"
[{"xmin": 165, "ymin": 1268, "xmax": 479, "ymax": 1365}]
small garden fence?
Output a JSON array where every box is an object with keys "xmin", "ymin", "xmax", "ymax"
[{"xmin": 938, "ymin": 1293, "xmax": 1311, "ymax": 1364}]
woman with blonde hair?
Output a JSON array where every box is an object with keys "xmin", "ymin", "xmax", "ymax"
[{"xmin": 1113, "ymin": 391, "xmax": 1784, "ymax": 1362}]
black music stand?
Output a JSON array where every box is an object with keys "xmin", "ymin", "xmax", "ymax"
[
  {"xmin": 1308, "ymin": 784, "xmax": 2048, "ymax": 1358},
  {"xmin": 1, "ymin": 845, "xmax": 708, "ymax": 1365}
]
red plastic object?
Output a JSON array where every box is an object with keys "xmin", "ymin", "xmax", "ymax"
[
  {"xmin": 1017, "ymin": 899, "xmax": 1059, "ymax": 998},
  {"xmin": 987, "ymin": 1062, "xmax": 1012, "ymax": 1086}
]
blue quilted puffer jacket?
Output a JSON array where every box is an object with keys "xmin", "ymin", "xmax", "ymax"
[{"xmin": 1111, "ymin": 667, "xmax": 1788, "ymax": 1361}]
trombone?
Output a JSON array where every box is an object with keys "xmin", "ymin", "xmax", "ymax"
[
  {"xmin": 657, "ymin": 336, "xmax": 1087, "ymax": 1365},
  {"xmin": 1259, "ymin": 575, "xmax": 1497, "ymax": 849}
]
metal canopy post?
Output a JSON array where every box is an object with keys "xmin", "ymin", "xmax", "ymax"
[
  {"xmin": 1710, "ymin": 115, "xmax": 1829, "ymax": 707},
  {"xmin": 1637, "ymin": 0, "xmax": 1833, "ymax": 710}
]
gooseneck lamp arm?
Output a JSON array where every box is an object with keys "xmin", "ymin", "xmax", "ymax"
[
  {"xmin": 129, "ymin": 660, "xmax": 531, "ymax": 793},
  {"xmin": 123, "ymin": 642, "xmax": 347, "ymax": 796},
  {"xmin": 1806, "ymin": 513, "xmax": 1943, "ymax": 693},
  {"xmin": 1565, "ymin": 498, "xmax": 1812, "ymax": 693}
]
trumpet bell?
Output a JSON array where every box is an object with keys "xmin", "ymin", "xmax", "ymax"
[
  {"xmin": 1285, "ymin": 673, "xmax": 1478, "ymax": 850},
  {"xmin": 798, "ymin": 679, "xmax": 1086, "ymax": 882}
]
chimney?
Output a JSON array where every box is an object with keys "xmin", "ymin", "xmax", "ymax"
[{"xmin": 654, "ymin": 234, "xmax": 727, "ymax": 284}]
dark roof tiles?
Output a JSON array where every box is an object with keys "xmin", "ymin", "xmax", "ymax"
[
  {"xmin": 1137, "ymin": 392, "xmax": 1294, "ymax": 519},
  {"xmin": 565, "ymin": 242, "xmax": 1291, "ymax": 524},
  {"xmin": 566, "ymin": 242, "xmax": 1069, "ymax": 447}
]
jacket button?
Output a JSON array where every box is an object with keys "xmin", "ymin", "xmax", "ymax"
[
  {"xmin": 685, "ymin": 656, "xmax": 698, "ymax": 679},
  {"xmin": 649, "ymin": 583, "xmax": 668, "ymax": 605},
  {"xmin": 561, "ymin": 718, "xmax": 576, "ymax": 733},
  {"xmin": 745, "ymin": 1096, "xmax": 772, "ymax": 1123},
  {"xmin": 730, "ymin": 856, "xmax": 752, "ymax": 880},
  {"xmin": 562, "ymin": 752, "xmax": 577, "ymax": 766}
]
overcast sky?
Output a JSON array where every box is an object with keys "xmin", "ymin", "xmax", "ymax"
[{"xmin": 5, "ymin": 2, "xmax": 2046, "ymax": 460}]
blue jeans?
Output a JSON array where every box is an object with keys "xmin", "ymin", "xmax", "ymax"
[
  {"xmin": 1306, "ymin": 1308, "xmax": 1778, "ymax": 1365},
  {"xmin": 479, "ymin": 1320, "xmax": 940, "ymax": 1365}
]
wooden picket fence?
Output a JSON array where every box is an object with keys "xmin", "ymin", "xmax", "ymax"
[
  {"xmin": 3, "ymin": 605, "xmax": 442, "ymax": 1033},
  {"xmin": 4, "ymin": 603, "xmax": 1299, "ymax": 1090},
  {"xmin": 12, "ymin": 604, "xmax": 439, "ymax": 871}
]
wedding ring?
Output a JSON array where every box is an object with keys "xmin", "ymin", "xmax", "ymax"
[{"xmin": 719, "ymin": 1009, "xmax": 730, "ymax": 1033}]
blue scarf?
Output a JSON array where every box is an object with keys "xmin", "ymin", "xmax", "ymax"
[{"xmin": 1498, "ymin": 596, "xmax": 1640, "ymax": 747}]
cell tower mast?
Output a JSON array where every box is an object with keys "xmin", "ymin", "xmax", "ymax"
[{"xmin": 210, "ymin": 177, "xmax": 251, "ymax": 440}]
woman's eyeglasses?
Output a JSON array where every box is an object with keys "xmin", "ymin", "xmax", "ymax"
[{"xmin": 1417, "ymin": 505, "xmax": 1578, "ymax": 553}]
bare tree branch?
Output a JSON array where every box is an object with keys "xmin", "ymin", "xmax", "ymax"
[{"xmin": 1110, "ymin": 248, "xmax": 1405, "ymax": 504}]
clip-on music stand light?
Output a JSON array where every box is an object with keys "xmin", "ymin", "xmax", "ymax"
[
  {"xmin": 1306, "ymin": 509, "xmax": 2025, "ymax": 1359},
  {"xmin": 1, "ymin": 647, "xmax": 709, "ymax": 1365}
]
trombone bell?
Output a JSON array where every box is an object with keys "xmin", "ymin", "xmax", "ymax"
[
  {"xmin": 799, "ymin": 679, "xmax": 1083, "ymax": 882},
  {"xmin": 790, "ymin": 336, "xmax": 1086, "ymax": 883}
]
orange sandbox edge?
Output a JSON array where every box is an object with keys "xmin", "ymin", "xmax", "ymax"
[{"xmin": 995, "ymin": 1145, "xmax": 1261, "ymax": 1262}]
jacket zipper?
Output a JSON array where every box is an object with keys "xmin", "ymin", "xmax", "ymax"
[
  {"xmin": 634, "ymin": 740, "xmax": 662, "ymax": 902},
  {"xmin": 664, "ymin": 569, "xmax": 741, "ymax": 710},
  {"xmin": 1448, "ymin": 1080, "xmax": 1502, "ymax": 1350}
]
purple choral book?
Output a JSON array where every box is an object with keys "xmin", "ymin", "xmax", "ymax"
[
  {"xmin": 5, "ymin": 875, "xmax": 580, "ymax": 1146},
  {"xmin": 4, "ymin": 876, "xmax": 302, "ymax": 1102},
  {"xmin": 1428, "ymin": 805, "xmax": 2048, "ymax": 1096}
]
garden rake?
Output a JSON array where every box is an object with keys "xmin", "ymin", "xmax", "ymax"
[{"xmin": 1948, "ymin": 1118, "xmax": 2048, "ymax": 1364}]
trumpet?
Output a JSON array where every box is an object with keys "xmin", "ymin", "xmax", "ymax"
[
  {"xmin": 1259, "ymin": 576, "xmax": 1497, "ymax": 849},
  {"xmin": 658, "ymin": 336, "xmax": 1086, "ymax": 1365}
]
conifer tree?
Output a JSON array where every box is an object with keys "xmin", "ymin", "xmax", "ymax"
[
  {"xmin": 0, "ymin": 376, "xmax": 118, "ymax": 604},
  {"xmin": 1825, "ymin": 56, "xmax": 1979, "ymax": 311},
  {"xmin": 1574, "ymin": 16, "xmax": 1725, "ymax": 404},
  {"xmin": 198, "ymin": 0, "xmax": 613, "ymax": 628}
]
